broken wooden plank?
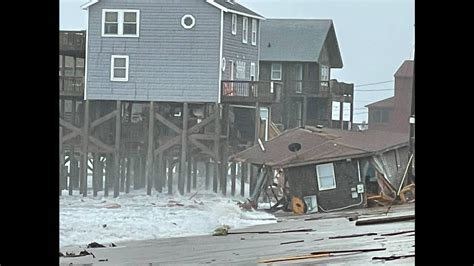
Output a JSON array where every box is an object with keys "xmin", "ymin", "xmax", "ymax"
[
  {"xmin": 380, "ymin": 229, "xmax": 415, "ymax": 236},
  {"xmin": 328, "ymin": 232, "xmax": 377, "ymax": 239},
  {"xmin": 356, "ymin": 214, "xmax": 415, "ymax": 226},
  {"xmin": 280, "ymin": 240, "xmax": 304, "ymax": 245},
  {"xmin": 372, "ymin": 254, "xmax": 415, "ymax": 261},
  {"xmin": 259, "ymin": 248, "xmax": 386, "ymax": 264},
  {"xmin": 310, "ymin": 247, "xmax": 386, "ymax": 255},
  {"xmin": 258, "ymin": 253, "xmax": 330, "ymax": 263},
  {"xmin": 228, "ymin": 228, "xmax": 313, "ymax": 235}
]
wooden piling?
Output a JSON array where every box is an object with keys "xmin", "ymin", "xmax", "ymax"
[
  {"xmin": 179, "ymin": 102, "xmax": 189, "ymax": 195},
  {"xmin": 81, "ymin": 100, "xmax": 90, "ymax": 197},
  {"xmin": 241, "ymin": 163, "xmax": 248, "ymax": 197},
  {"xmin": 125, "ymin": 157, "xmax": 132, "ymax": 194},
  {"xmin": 92, "ymin": 153, "xmax": 100, "ymax": 196},
  {"xmin": 120, "ymin": 157, "xmax": 126, "ymax": 192},
  {"xmin": 60, "ymin": 127, "xmax": 64, "ymax": 195},
  {"xmin": 156, "ymin": 153, "xmax": 164, "ymax": 193},
  {"xmin": 146, "ymin": 101, "xmax": 155, "ymax": 196},
  {"xmin": 231, "ymin": 162, "xmax": 236, "ymax": 196},
  {"xmin": 213, "ymin": 104, "xmax": 221, "ymax": 193},
  {"xmin": 205, "ymin": 161, "xmax": 210, "ymax": 190},
  {"xmin": 187, "ymin": 154, "xmax": 192, "ymax": 193},
  {"xmin": 192, "ymin": 159, "xmax": 198, "ymax": 189},
  {"xmin": 113, "ymin": 101, "xmax": 122, "ymax": 198},
  {"xmin": 168, "ymin": 159, "xmax": 174, "ymax": 195},
  {"xmin": 104, "ymin": 154, "xmax": 113, "ymax": 197}
]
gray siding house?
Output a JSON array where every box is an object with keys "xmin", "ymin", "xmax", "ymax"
[
  {"xmin": 82, "ymin": 0, "xmax": 264, "ymax": 103},
  {"xmin": 259, "ymin": 19, "xmax": 354, "ymax": 130}
]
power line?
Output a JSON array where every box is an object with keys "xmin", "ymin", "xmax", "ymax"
[
  {"xmin": 355, "ymin": 80, "xmax": 393, "ymax": 87},
  {"xmin": 355, "ymin": 88, "xmax": 393, "ymax": 92}
]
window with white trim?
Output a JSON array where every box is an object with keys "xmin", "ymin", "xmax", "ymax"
[
  {"xmin": 232, "ymin": 14, "xmax": 237, "ymax": 35},
  {"xmin": 271, "ymin": 63, "xmax": 282, "ymax": 80},
  {"xmin": 316, "ymin": 163, "xmax": 336, "ymax": 190},
  {"xmin": 102, "ymin": 9, "xmax": 140, "ymax": 37},
  {"xmin": 251, "ymin": 19, "xmax": 257, "ymax": 45},
  {"xmin": 250, "ymin": 62, "xmax": 256, "ymax": 81},
  {"xmin": 111, "ymin": 55, "xmax": 129, "ymax": 82},
  {"xmin": 320, "ymin": 64, "xmax": 329, "ymax": 81},
  {"xmin": 242, "ymin": 17, "xmax": 248, "ymax": 44}
]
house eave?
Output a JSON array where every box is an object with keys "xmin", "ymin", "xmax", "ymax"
[
  {"xmin": 206, "ymin": 0, "xmax": 266, "ymax": 20},
  {"xmin": 81, "ymin": 0, "xmax": 99, "ymax": 10}
]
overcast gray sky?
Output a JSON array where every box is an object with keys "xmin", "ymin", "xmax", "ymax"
[{"xmin": 60, "ymin": 0, "xmax": 414, "ymax": 123}]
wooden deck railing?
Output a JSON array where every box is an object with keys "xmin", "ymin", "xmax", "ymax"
[
  {"xmin": 60, "ymin": 76, "xmax": 84, "ymax": 96},
  {"xmin": 221, "ymin": 80, "xmax": 282, "ymax": 104}
]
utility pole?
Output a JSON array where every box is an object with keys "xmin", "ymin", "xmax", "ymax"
[{"xmin": 408, "ymin": 54, "xmax": 415, "ymax": 183}]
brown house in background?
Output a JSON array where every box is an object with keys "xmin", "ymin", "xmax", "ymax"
[{"xmin": 366, "ymin": 60, "xmax": 413, "ymax": 133}]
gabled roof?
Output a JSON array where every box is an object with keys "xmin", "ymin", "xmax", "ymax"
[
  {"xmin": 260, "ymin": 19, "xmax": 343, "ymax": 67},
  {"xmin": 395, "ymin": 60, "xmax": 414, "ymax": 78},
  {"xmin": 365, "ymin": 97, "xmax": 395, "ymax": 108},
  {"xmin": 212, "ymin": 0, "xmax": 264, "ymax": 19},
  {"xmin": 82, "ymin": 0, "xmax": 265, "ymax": 20},
  {"xmin": 231, "ymin": 126, "xmax": 408, "ymax": 168}
]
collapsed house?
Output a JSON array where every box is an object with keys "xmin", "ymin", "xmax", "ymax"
[{"xmin": 231, "ymin": 126, "xmax": 414, "ymax": 213}]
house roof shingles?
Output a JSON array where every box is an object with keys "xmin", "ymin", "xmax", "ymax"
[
  {"xmin": 231, "ymin": 127, "xmax": 409, "ymax": 168},
  {"xmin": 259, "ymin": 19, "xmax": 343, "ymax": 67}
]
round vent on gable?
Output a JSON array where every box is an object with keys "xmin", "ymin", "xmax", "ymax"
[{"xmin": 181, "ymin": 14, "xmax": 195, "ymax": 29}]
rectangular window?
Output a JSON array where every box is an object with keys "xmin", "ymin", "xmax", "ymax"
[
  {"xmin": 242, "ymin": 17, "xmax": 248, "ymax": 44},
  {"xmin": 250, "ymin": 62, "xmax": 256, "ymax": 81},
  {"xmin": 320, "ymin": 65, "xmax": 329, "ymax": 81},
  {"xmin": 111, "ymin": 55, "xmax": 129, "ymax": 82},
  {"xmin": 251, "ymin": 19, "xmax": 257, "ymax": 45},
  {"xmin": 102, "ymin": 9, "xmax": 140, "ymax": 37},
  {"xmin": 316, "ymin": 163, "xmax": 336, "ymax": 190},
  {"xmin": 271, "ymin": 63, "xmax": 282, "ymax": 80},
  {"xmin": 232, "ymin": 14, "xmax": 237, "ymax": 35},
  {"xmin": 295, "ymin": 63, "xmax": 303, "ymax": 93}
]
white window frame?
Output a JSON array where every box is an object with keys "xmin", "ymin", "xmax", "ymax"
[
  {"xmin": 251, "ymin": 19, "xmax": 257, "ymax": 45},
  {"xmin": 242, "ymin": 17, "xmax": 248, "ymax": 44},
  {"xmin": 271, "ymin": 63, "xmax": 282, "ymax": 81},
  {"xmin": 250, "ymin": 62, "xmax": 256, "ymax": 81},
  {"xmin": 102, "ymin": 9, "xmax": 140, "ymax": 38},
  {"xmin": 181, "ymin": 14, "xmax": 196, "ymax": 29},
  {"xmin": 231, "ymin": 14, "xmax": 237, "ymax": 35},
  {"xmin": 316, "ymin": 163, "xmax": 337, "ymax": 191},
  {"xmin": 110, "ymin": 55, "xmax": 129, "ymax": 82},
  {"xmin": 320, "ymin": 64, "xmax": 329, "ymax": 81}
]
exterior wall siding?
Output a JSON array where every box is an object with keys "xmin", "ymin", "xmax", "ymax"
[
  {"xmin": 222, "ymin": 13, "xmax": 259, "ymax": 81},
  {"xmin": 86, "ymin": 0, "xmax": 221, "ymax": 102},
  {"xmin": 287, "ymin": 160, "xmax": 364, "ymax": 211}
]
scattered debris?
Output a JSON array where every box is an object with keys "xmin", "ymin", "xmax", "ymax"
[
  {"xmin": 110, "ymin": 243, "xmax": 116, "ymax": 247},
  {"xmin": 313, "ymin": 238, "xmax": 324, "ymax": 241},
  {"xmin": 310, "ymin": 247, "xmax": 386, "ymax": 256},
  {"xmin": 98, "ymin": 259, "xmax": 109, "ymax": 262},
  {"xmin": 59, "ymin": 252, "xmax": 64, "ymax": 257},
  {"xmin": 103, "ymin": 202, "xmax": 121, "ymax": 208},
  {"xmin": 355, "ymin": 214, "xmax": 414, "ymax": 226},
  {"xmin": 188, "ymin": 191, "xmax": 199, "ymax": 200},
  {"xmin": 63, "ymin": 249, "xmax": 95, "ymax": 258},
  {"xmin": 372, "ymin": 254, "xmax": 415, "ymax": 261},
  {"xmin": 87, "ymin": 242, "xmax": 106, "ymax": 248},
  {"xmin": 373, "ymin": 237, "xmax": 385, "ymax": 240},
  {"xmin": 329, "ymin": 232, "xmax": 377, "ymax": 239},
  {"xmin": 348, "ymin": 215, "xmax": 359, "ymax": 221},
  {"xmin": 280, "ymin": 240, "xmax": 304, "ymax": 245},
  {"xmin": 380, "ymin": 229, "xmax": 415, "ymax": 236},
  {"xmin": 240, "ymin": 237, "xmax": 245, "ymax": 240},
  {"xmin": 237, "ymin": 200, "xmax": 257, "ymax": 211},
  {"xmin": 259, "ymin": 248, "xmax": 386, "ymax": 263},
  {"xmin": 213, "ymin": 225, "xmax": 231, "ymax": 236},
  {"xmin": 102, "ymin": 224, "xmax": 107, "ymax": 228},
  {"xmin": 228, "ymin": 228, "xmax": 314, "ymax": 235}
]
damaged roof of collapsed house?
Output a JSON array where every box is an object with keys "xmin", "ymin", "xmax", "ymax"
[{"xmin": 230, "ymin": 126, "xmax": 409, "ymax": 169}]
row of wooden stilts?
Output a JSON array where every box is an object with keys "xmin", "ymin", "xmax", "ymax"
[{"xmin": 59, "ymin": 152, "xmax": 259, "ymax": 198}]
